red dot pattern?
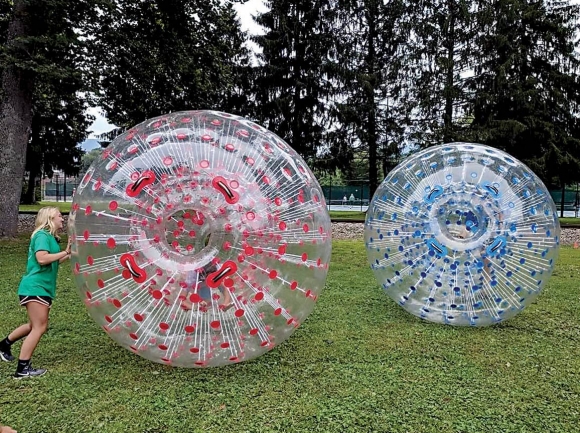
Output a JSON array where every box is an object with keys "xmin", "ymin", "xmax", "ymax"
[{"xmin": 68, "ymin": 110, "xmax": 331, "ymax": 368}]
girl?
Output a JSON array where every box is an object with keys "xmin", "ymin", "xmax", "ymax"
[
  {"xmin": 0, "ymin": 207, "xmax": 71, "ymax": 378},
  {"xmin": 180, "ymin": 264, "xmax": 233, "ymax": 312}
]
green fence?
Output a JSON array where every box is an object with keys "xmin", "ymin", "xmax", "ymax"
[
  {"xmin": 321, "ymin": 184, "xmax": 371, "ymax": 206},
  {"xmin": 320, "ymin": 184, "xmax": 579, "ymax": 215},
  {"xmin": 550, "ymin": 189, "xmax": 579, "ymax": 214},
  {"xmin": 40, "ymin": 178, "xmax": 580, "ymax": 216},
  {"xmin": 43, "ymin": 180, "xmax": 80, "ymax": 201}
]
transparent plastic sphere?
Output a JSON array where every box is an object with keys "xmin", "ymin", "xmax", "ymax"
[
  {"xmin": 68, "ymin": 110, "xmax": 332, "ymax": 367},
  {"xmin": 365, "ymin": 143, "xmax": 560, "ymax": 326}
]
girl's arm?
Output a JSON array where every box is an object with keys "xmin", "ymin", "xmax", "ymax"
[
  {"xmin": 58, "ymin": 237, "xmax": 73, "ymax": 264},
  {"xmin": 58, "ymin": 251, "xmax": 72, "ymax": 264},
  {"xmin": 36, "ymin": 247, "xmax": 71, "ymax": 266}
]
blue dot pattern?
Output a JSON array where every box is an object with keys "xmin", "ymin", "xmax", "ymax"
[{"xmin": 365, "ymin": 143, "xmax": 560, "ymax": 327}]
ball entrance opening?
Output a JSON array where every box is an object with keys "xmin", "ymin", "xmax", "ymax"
[
  {"xmin": 163, "ymin": 208, "xmax": 224, "ymax": 262},
  {"xmin": 437, "ymin": 204, "xmax": 488, "ymax": 242},
  {"xmin": 430, "ymin": 197, "xmax": 493, "ymax": 252}
]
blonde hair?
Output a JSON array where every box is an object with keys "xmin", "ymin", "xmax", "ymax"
[{"xmin": 31, "ymin": 206, "xmax": 61, "ymax": 240}]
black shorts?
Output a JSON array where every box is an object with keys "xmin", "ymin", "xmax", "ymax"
[{"xmin": 19, "ymin": 295, "xmax": 53, "ymax": 308}]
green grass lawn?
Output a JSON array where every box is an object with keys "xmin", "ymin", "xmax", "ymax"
[
  {"xmin": 328, "ymin": 210, "xmax": 366, "ymax": 221},
  {"xmin": 559, "ymin": 217, "xmax": 580, "ymax": 225},
  {"xmin": 23, "ymin": 204, "xmax": 357, "ymax": 220},
  {"xmin": 0, "ymin": 238, "xmax": 579, "ymax": 432},
  {"xmin": 19, "ymin": 201, "xmax": 72, "ymax": 213},
  {"xmin": 16, "ymin": 205, "xmax": 580, "ymax": 228}
]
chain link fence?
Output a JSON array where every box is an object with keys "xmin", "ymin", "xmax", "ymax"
[
  {"xmin": 40, "ymin": 175, "xmax": 81, "ymax": 202},
  {"xmin": 320, "ymin": 183, "xmax": 580, "ymax": 216},
  {"xmin": 35, "ymin": 174, "xmax": 579, "ymax": 218}
]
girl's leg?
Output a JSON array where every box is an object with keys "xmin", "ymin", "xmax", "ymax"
[
  {"xmin": 8, "ymin": 323, "xmax": 32, "ymax": 342},
  {"xmin": 19, "ymin": 302, "xmax": 49, "ymax": 361},
  {"xmin": 220, "ymin": 288, "xmax": 233, "ymax": 311},
  {"xmin": 0, "ymin": 324, "xmax": 31, "ymax": 362}
]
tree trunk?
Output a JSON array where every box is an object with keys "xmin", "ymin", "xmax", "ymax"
[
  {"xmin": 366, "ymin": 2, "xmax": 379, "ymax": 199},
  {"xmin": 0, "ymin": 0, "xmax": 35, "ymax": 238},
  {"xmin": 382, "ymin": 156, "xmax": 388, "ymax": 179},
  {"xmin": 292, "ymin": 4, "xmax": 303, "ymax": 157},
  {"xmin": 560, "ymin": 181, "xmax": 566, "ymax": 219},
  {"xmin": 23, "ymin": 160, "xmax": 40, "ymax": 204},
  {"xmin": 443, "ymin": 0, "xmax": 456, "ymax": 143}
]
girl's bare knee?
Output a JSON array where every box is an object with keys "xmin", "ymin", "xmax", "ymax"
[{"xmin": 31, "ymin": 322, "xmax": 48, "ymax": 334}]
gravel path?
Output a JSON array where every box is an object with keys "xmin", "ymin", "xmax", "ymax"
[
  {"xmin": 17, "ymin": 215, "xmax": 580, "ymax": 245},
  {"xmin": 332, "ymin": 222, "xmax": 580, "ymax": 245}
]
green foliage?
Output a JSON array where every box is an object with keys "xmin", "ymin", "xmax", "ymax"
[
  {"xmin": 27, "ymin": 82, "xmax": 93, "ymax": 179},
  {"xmin": 0, "ymin": 240, "xmax": 580, "ymax": 432},
  {"xmin": 0, "ymin": 0, "xmax": 99, "ymax": 209},
  {"xmin": 406, "ymin": 0, "xmax": 476, "ymax": 146},
  {"xmin": 21, "ymin": 78, "xmax": 94, "ymax": 205},
  {"xmin": 313, "ymin": 168, "xmax": 346, "ymax": 186},
  {"xmin": 19, "ymin": 179, "xmax": 41, "ymax": 204},
  {"xmin": 79, "ymin": 148, "xmax": 104, "ymax": 177},
  {"xmin": 2, "ymin": 0, "xmax": 579, "ymax": 224},
  {"xmin": 0, "ymin": 0, "xmax": 100, "ymax": 75},
  {"xmin": 91, "ymin": 0, "xmax": 251, "ymax": 129},
  {"xmin": 252, "ymin": 0, "xmax": 339, "ymax": 168},
  {"xmin": 328, "ymin": 0, "xmax": 412, "ymax": 194},
  {"xmin": 324, "ymin": 0, "xmax": 580, "ymax": 188},
  {"xmin": 467, "ymin": 0, "xmax": 580, "ymax": 185}
]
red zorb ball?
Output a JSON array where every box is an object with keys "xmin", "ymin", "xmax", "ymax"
[{"xmin": 68, "ymin": 110, "xmax": 332, "ymax": 367}]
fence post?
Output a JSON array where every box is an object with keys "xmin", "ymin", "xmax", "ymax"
[
  {"xmin": 328, "ymin": 179, "xmax": 332, "ymax": 211},
  {"xmin": 574, "ymin": 182, "xmax": 580, "ymax": 218}
]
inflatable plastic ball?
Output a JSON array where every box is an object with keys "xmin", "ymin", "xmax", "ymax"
[
  {"xmin": 68, "ymin": 110, "xmax": 332, "ymax": 367},
  {"xmin": 365, "ymin": 143, "xmax": 560, "ymax": 326}
]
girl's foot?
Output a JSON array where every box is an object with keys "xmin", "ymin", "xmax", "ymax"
[
  {"xmin": 14, "ymin": 364, "xmax": 47, "ymax": 379},
  {"xmin": 0, "ymin": 347, "xmax": 15, "ymax": 362}
]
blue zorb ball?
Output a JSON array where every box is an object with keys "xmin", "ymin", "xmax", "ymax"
[{"xmin": 365, "ymin": 143, "xmax": 560, "ymax": 326}]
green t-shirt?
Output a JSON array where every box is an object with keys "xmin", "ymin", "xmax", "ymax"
[{"xmin": 18, "ymin": 230, "xmax": 61, "ymax": 299}]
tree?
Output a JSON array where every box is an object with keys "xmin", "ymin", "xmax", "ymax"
[
  {"xmin": 327, "ymin": 0, "xmax": 411, "ymax": 196},
  {"xmin": 22, "ymin": 81, "xmax": 93, "ymax": 204},
  {"xmin": 20, "ymin": 21, "xmax": 97, "ymax": 204},
  {"xmin": 252, "ymin": 0, "xmax": 338, "ymax": 168},
  {"xmin": 92, "ymin": 0, "xmax": 252, "ymax": 129},
  {"xmin": 0, "ymin": 0, "xmax": 36, "ymax": 236},
  {"xmin": 79, "ymin": 147, "xmax": 103, "ymax": 176},
  {"xmin": 466, "ymin": 0, "xmax": 580, "ymax": 209},
  {"xmin": 404, "ymin": 0, "xmax": 475, "ymax": 146},
  {"xmin": 0, "ymin": 0, "xmax": 100, "ymax": 235}
]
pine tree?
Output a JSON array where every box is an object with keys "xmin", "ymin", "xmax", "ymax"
[
  {"xmin": 404, "ymin": 0, "xmax": 476, "ymax": 146},
  {"xmin": 328, "ymin": 0, "xmax": 411, "ymax": 195},
  {"xmin": 23, "ymin": 80, "xmax": 93, "ymax": 204},
  {"xmin": 467, "ymin": 0, "xmax": 580, "ymax": 204},
  {"xmin": 252, "ymin": 0, "xmax": 338, "ymax": 166},
  {"xmin": 92, "ymin": 0, "xmax": 251, "ymax": 129}
]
